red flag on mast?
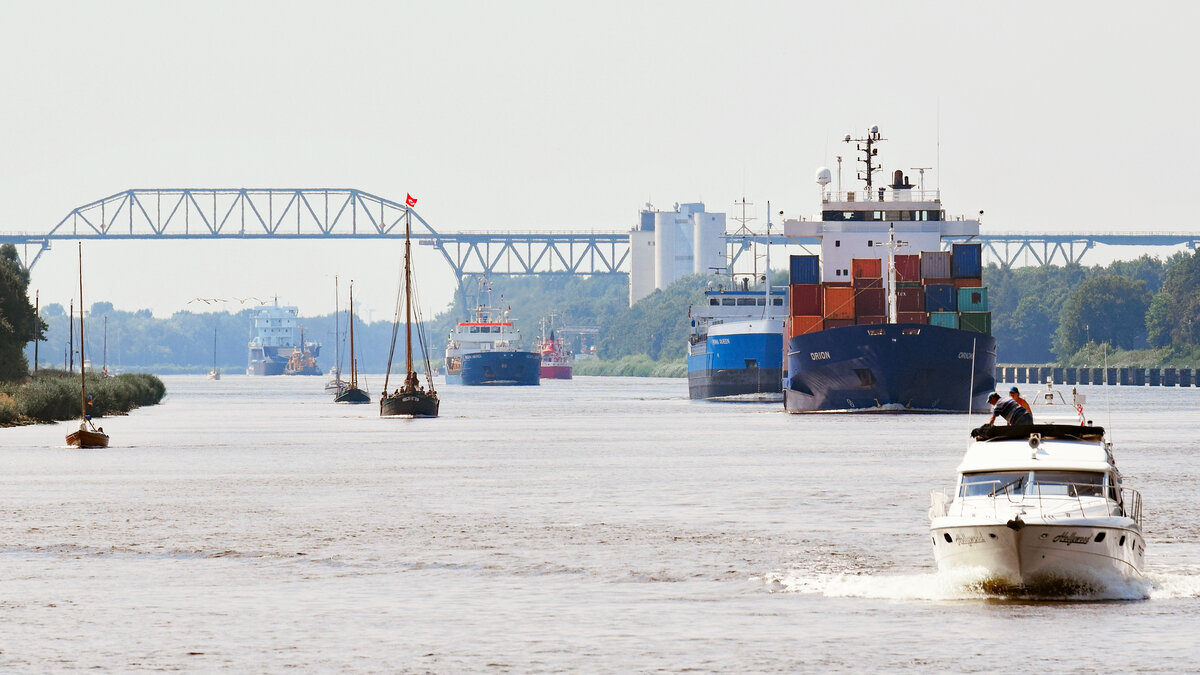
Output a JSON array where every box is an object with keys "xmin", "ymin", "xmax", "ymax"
[{"xmin": 406, "ymin": 193, "xmax": 417, "ymax": 207}]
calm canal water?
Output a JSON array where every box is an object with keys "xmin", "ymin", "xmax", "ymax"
[{"xmin": 2, "ymin": 375, "xmax": 1199, "ymax": 671}]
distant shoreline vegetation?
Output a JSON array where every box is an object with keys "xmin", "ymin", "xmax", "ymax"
[
  {"xmin": 0, "ymin": 370, "xmax": 166, "ymax": 427},
  {"xmin": 572, "ymin": 355, "xmax": 686, "ymax": 378}
]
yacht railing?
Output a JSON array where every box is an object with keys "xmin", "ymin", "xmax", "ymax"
[{"xmin": 822, "ymin": 188, "xmax": 942, "ymax": 203}]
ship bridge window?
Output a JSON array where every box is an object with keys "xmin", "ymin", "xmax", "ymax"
[
  {"xmin": 737, "ymin": 298, "xmax": 756, "ymax": 306},
  {"xmin": 470, "ymin": 326, "xmax": 480, "ymax": 333},
  {"xmin": 492, "ymin": 326, "xmax": 502, "ymax": 333},
  {"xmin": 722, "ymin": 298, "xmax": 736, "ymax": 306},
  {"xmin": 756, "ymin": 298, "xmax": 765, "ymax": 305},
  {"xmin": 710, "ymin": 299, "xmax": 720, "ymax": 306},
  {"xmin": 772, "ymin": 298, "xmax": 783, "ymax": 306},
  {"xmin": 960, "ymin": 472, "xmax": 1028, "ymax": 498},
  {"xmin": 1029, "ymin": 471, "xmax": 1105, "ymax": 497}
]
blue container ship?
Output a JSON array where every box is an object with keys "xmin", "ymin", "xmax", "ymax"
[{"xmin": 780, "ymin": 127, "xmax": 996, "ymax": 413}]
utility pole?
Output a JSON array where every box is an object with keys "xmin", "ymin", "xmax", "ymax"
[{"xmin": 33, "ymin": 290, "xmax": 39, "ymax": 373}]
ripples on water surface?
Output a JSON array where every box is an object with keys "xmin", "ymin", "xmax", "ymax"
[{"xmin": 2, "ymin": 376, "xmax": 1198, "ymax": 671}]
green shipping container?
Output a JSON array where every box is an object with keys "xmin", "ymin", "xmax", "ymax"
[
  {"xmin": 957, "ymin": 287, "xmax": 988, "ymax": 312},
  {"xmin": 929, "ymin": 311, "xmax": 958, "ymax": 329},
  {"xmin": 959, "ymin": 311, "xmax": 992, "ymax": 334}
]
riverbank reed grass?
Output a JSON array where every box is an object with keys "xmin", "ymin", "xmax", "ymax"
[
  {"xmin": 572, "ymin": 355, "xmax": 686, "ymax": 378},
  {"xmin": 0, "ymin": 370, "xmax": 166, "ymax": 426}
]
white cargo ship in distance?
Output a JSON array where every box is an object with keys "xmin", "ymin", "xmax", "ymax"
[{"xmin": 247, "ymin": 300, "xmax": 322, "ymax": 376}]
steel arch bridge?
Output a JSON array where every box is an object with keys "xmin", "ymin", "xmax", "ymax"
[
  {"xmin": 1, "ymin": 188, "xmax": 1196, "ymax": 274},
  {"xmin": 0, "ymin": 188, "xmax": 631, "ymax": 278}
]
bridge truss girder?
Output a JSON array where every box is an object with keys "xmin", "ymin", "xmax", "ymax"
[{"xmin": 427, "ymin": 233, "xmax": 630, "ymax": 277}]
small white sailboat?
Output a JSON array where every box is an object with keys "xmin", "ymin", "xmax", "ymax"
[{"xmin": 207, "ymin": 328, "xmax": 221, "ymax": 380}]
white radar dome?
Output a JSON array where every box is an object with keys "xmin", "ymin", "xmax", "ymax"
[{"xmin": 815, "ymin": 167, "xmax": 832, "ymax": 186}]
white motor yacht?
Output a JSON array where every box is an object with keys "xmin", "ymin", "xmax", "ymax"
[{"xmin": 928, "ymin": 388, "xmax": 1144, "ymax": 593}]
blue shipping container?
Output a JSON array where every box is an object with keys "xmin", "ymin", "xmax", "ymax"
[
  {"xmin": 789, "ymin": 255, "xmax": 820, "ymax": 285},
  {"xmin": 951, "ymin": 243, "xmax": 983, "ymax": 278},
  {"xmin": 929, "ymin": 311, "xmax": 959, "ymax": 329},
  {"xmin": 957, "ymin": 286, "xmax": 988, "ymax": 312},
  {"xmin": 925, "ymin": 284, "xmax": 957, "ymax": 312}
]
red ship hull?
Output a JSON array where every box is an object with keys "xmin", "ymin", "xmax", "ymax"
[{"xmin": 540, "ymin": 363, "xmax": 573, "ymax": 379}]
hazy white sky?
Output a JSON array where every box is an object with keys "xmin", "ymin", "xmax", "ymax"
[{"xmin": 3, "ymin": 1, "xmax": 1196, "ymax": 320}]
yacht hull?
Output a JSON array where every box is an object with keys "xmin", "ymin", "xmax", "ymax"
[{"xmin": 931, "ymin": 520, "xmax": 1145, "ymax": 591}]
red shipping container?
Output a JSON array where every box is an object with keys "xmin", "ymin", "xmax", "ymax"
[
  {"xmin": 789, "ymin": 284, "xmax": 822, "ymax": 316},
  {"xmin": 895, "ymin": 254, "xmax": 921, "ymax": 282},
  {"xmin": 853, "ymin": 276, "xmax": 883, "ymax": 289},
  {"xmin": 823, "ymin": 285, "xmax": 856, "ymax": 319},
  {"xmin": 856, "ymin": 315, "xmax": 886, "ymax": 325},
  {"xmin": 822, "ymin": 318, "xmax": 855, "ymax": 330},
  {"xmin": 895, "ymin": 287, "xmax": 925, "ymax": 312},
  {"xmin": 790, "ymin": 315, "xmax": 823, "ymax": 338},
  {"xmin": 851, "ymin": 258, "xmax": 882, "ymax": 279},
  {"xmin": 854, "ymin": 287, "xmax": 886, "ymax": 316},
  {"xmin": 953, "ymin": 277, "xmax": 983, "ymax": 289},
  {"xmin": 824, "ymin": 281, "xmax": 852, "ymax": 287},
  {"xmin": 897, "ymin": 311, "xmax": 928, "ymax": 324}
]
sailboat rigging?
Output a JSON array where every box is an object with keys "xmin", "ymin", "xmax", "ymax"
[
  {"xmin": 380, "ymin": 201, "xmax": 440, "ymax": 418},
  {"xmin": 334, "ymin": 281, "xmax": 370, "ymax": 404},
  {"xmin": 325, "ymin": 276, "xmax": 348, "ymax": 392},
  {"xmin": 65, "ymin": 242, "xmax": 109, "ymax": 448},
  {"xmin": 207, "ymin": 327, "xmax": 221, "ymax": 380}
]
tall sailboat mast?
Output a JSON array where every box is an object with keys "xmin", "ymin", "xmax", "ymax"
[
  {"xmin": 349, "ymin": 282, "xmax": 358, "ymax": 388},
  {"xmin": 78, "ymin": 243, "xmax": 86, "ymax": 422},
  {"xmin": 405, "ymin": 208, "xmax": 414, "ymax": 380}
]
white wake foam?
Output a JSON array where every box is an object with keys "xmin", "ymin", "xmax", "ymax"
[{"xmin": 762, "ymin": 566, "xmax": 1200, "ymax": 601}]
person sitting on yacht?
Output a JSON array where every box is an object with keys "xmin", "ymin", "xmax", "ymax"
[
  {"xmin": 986, "ymin": 392, "xmax": 1033, "ymax": 426},
  {"xmin": 1009, "ymin": 386, "xmax": 1032, "ymax": 413}
]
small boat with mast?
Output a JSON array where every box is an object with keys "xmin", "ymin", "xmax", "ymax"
[
  {"xmin": 207, "ymin": 327, "xmax": 221, "ymax": 380},
  {"xmin": 380, "ymin": 195, "xmax": 440, "ymax": 418},
  {"xmin": 325, "ymin": 276, "xmax": 349, "ymax": 392},
  {"xmin": 65, "ymin": 243, "xmax": 109, "ymax": 449},
  {"xmin": 334, "ymin": 281, "xmax": 370, "ymax": 404}
]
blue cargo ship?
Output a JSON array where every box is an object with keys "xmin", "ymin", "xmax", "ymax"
[
  {"xmin": 687, "ymin": 289, "xmax": 787, "ymax": 400},
  {"xmin": 781, "ymin": 127, "xmax": 996, "ymax": 412},
  {"xmin": 444, "ymin": 301, "xmax": 540, "ymax": 386}
]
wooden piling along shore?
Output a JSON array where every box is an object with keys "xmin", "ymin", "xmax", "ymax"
[{"xmin": 996, "ymin": 366, "xmax": 1197, "ymax": 387}]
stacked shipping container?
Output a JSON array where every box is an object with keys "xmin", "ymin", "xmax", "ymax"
[{"xmin": 786, "ymin": 244, "xmax": 991, "ymax": 339}]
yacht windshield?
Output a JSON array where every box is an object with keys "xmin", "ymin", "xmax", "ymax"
[
  {"xmin": 1029, "ymin": 470, "xmax": 1105, "ymax": 497},
  {"xmin": 960, "ymin": 472, "xmax": 1027, "ymax": 497}
]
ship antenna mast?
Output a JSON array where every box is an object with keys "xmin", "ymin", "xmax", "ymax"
[
  {"xmin": 731, "ymin": 198, "xmax": 755, "ymax": 288},
  {"xmin": 846, "ymin": 126, "xmax": 886, "ymax": 196}
]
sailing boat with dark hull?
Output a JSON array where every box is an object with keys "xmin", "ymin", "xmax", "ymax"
[
  {"xmin": 380, "ymin": 199, "xmax": 439, "ymax": 418},
  {"xmin": 66, "ymin": 243, "xmax": 109, "ymax": 449},
  {"xmin": 334, "ymin": 281, "xmax": 370, "ymax": 404}
]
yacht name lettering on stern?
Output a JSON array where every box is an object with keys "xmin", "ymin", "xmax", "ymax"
[
  {"xmin": 810, "ymin": 351, "xmax": 832, "ymax": 361},
  {"xmin": 1053, "ymin": 532, "xmax": 1091, "ymax": 545},
  {"xmin": 957, "ymin": 352, "xmax": 974, "ymax": 360},
  {"xmin": 955, "ymin": 533, "xmax": 986, "ymax": 546}
]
